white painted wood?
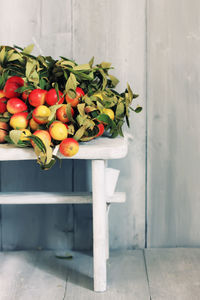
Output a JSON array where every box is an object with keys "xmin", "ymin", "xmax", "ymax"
[
  {"xmin": 145, "ymin": 248, "xmax": 200, "ymax": 300},
  {"xmin": 92, "ymin": 160, "xmax": 107, "ymax": 292},
  {"xmin": 0, "ymin": 192, "xmax": 126, "ymax": 205},
  {"xmin": 1, "ymin": 160, "xmax": 74, "ymax": 251},
  {"xmin": 39, "ymin": 0, "xmax": 72, "ymax": 59},
  {"xmin": 73, "ymin": 0, "xmax": 146, "ymax": 249},
  {"xmin": 106, "ymin": 204, "xmax": 110, "ymax": 260},
  {"xmin": 0, "ymin": 137, "xmax": 128, "ymax": 161},
  {"xmin": 0, "ymin": 0, "xmax": 74, "ymax": 252},
  {"xmin": 147, "ymin": 0, "xmax": 200, "ymax": 247},
  {"xmin": 73, "ymin": 160, "xmax": 93, "ymax": 250}
]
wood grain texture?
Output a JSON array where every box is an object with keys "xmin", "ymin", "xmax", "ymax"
[
  {"xmin": 0, "ymin": 0, "xmax": 146, "ymax": 251},
  {"xmin": 1, "ymin": 161, "xmax": 73, "ymax": 250},
  {"xmin": 0, "ymin": 0, "xmax": 74, "ymax": 251},
  {"xmin": 145, "ymin": 248, "xmax": 200, "ymax": 300},
  {"xmin": 0, "ymin": 192, "xmax": 126, "ymax": 204},
  {"xmin": 0, "ymin": 136, "xmax": 128, "ymax": 160},
  {"xmin": 147, "ymin": 0, "xmax": 200, "ymax": 247},
  {"xmin": 73, "ymin": 0, "xmax": 146, "ymax": 249},
  {"xmin": 73, "ymin": 160, "xmax": 93, "ymax": 250},
  {"xmin": 0, "ymin": 251, "xmax": 67, "ymax": 300},
  {"xmin": 39, "ymin": 0, "xmax": 72, "ymax": 58}
]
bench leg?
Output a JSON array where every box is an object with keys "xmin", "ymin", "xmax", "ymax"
[
  {"xmin": 106, "ymin": 203, "xmax": 110, "ymax": 260},
  {"xmin": 92, "ymin": 159, "xmax": 107, "ymax": 292}
]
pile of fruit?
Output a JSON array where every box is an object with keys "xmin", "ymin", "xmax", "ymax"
[{"xmin": 0, "ymin": 45, "xmax": 141, "ymax": 169}]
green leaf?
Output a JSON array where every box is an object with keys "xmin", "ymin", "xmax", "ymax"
[
  {"xmin": 80, "ymin": 135, "xmax": 96, "ymax": 142},
  {"xmin": 29, "ymin": 135, "xmax": 46, "ymax": 153},
  {"xmin": 116, "ymin": 102, "xmax": 124, "ymax": 117},
  {"xmin": 7, "ymin": 52, "xmax": 22, "ymax": 62},
  {"xmin": 9, "ymin": 130, "xmax": 22, "ymax": 145},
  {"xmin": 108, "ymin": 75, "xmax": 119, "ymax": 87},
  {"xmin": 77, "ymin": 103, "xmax": 85, "ymax": 117},
  {"xmin": 100, "ymin": 62, "xmax": 111, "ymax": 69},
  {"xmin": 67, "ymin": 89, "xmax": 76, "ymax": 99},
  {"xmin": 13, "ymin": 45, "xmax": 23, "ymax": 51},
  {"xmin": 99, "ymin": 69, "xmax": 107, "ymax": 90},
  {"xmin": 73, "ymin": 126, "xmax": 86, "ymax": 141},
  {"xmin": 67, "ymin": 124, "xmax": 75, "ymax": 135},
  {"xmin": 126, "ymin": 115, "xmax": 130, "ymax": 127},
  {"xmin": 134, "ymin": 106, "xmax": 143, "ymax": 113},
  {"xmin": 65, "ymin": 73, "xmax": 77, "ymax": 93},
  {"xmin": 40, "ymin": 157, "xmax": 57, "ymax": 170},
  {"xmin": 48, "ymin": 104, "xmax": 63, "ymax": 121},
  {"xmin": 96, "ymin": 114, "xmax": 116, "ymax": 131},
  {"xmin": 127, "ymin": 83, "xmax": 133, "ymax": 104},
  {"xmin": 89, "ymin": 56, "xmax": 94, "ymax": 68},
  {"xmin": 23, "ymin": 44, "xmax": 34, "ymax": 54},
  {"xmin": 54, "ymin": 82, "xmax": 60, "ymax": 102},
  {"xmin": 73, "ymin": 64, "xmax": 90, "ymax": 71},
  {"xmin": 60, "ymin": 60, "xmax": 75, "ymax": 68},
  {"xmin": 82, "ymin": 118, "xmax": 95, "ymax": 130},
  {"xmin": 66, "ymin": 103, "xmax": 75, "ymax": 123},
  {"xmin": 0, "ymin": 46, "xmax": 6, "ymax": 64}
]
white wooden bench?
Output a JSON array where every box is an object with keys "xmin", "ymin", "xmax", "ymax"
[{"xmin": 0, "ymin": 136, "xmax": 128, "ymax": 292}]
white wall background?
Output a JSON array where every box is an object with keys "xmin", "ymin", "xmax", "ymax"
[
  {"xmin": 0, "ymin": 0, "xmax": 146, "ymax": 251},
  {"xmin": 1, "ymin": 0, "xmax": 199, "ymax": 250}
]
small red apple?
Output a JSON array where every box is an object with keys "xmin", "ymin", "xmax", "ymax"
[
  {"xmin": 45, "ymin": 89, "xmax": 64, "ymax": 106},
  {"xmin": 3, "ymin": 76, "xmax": 24, "ymax": 99},
  {"xmin": 0, "ymin": 97, "xmax": 7, "ymax": 114},
  {"xmin": 29, "ymin": 118, "xmax": 39, "ymax": 131},
  {"xmin": 32, "ymin": 105, "xmax": 51, "ymax": 124},
  {"xmin": 56, "ymin": 104, "xmax": 74, "ymax": 123},
  {"xmin": 59, "ymin": 138, "xmax": 79, "ymax": 157},
  {"xmin": 4, "ymin": 82, "xmax": 21, "ymax": 98},
  {"xmin": 0, "ymin": 121, "xmax": 8, "ymax": 143},
  {"xmin": 6, "ymin": 76, "xmax": 24, "ymax": 86},
  {"xmin": 49, "ymin": 121, "xmax": 68, "ymax": 141},
  {"xmin": 7, "ymin": 98, "xmax": 27, "ymax": 114},
  {"xmin": 22, "ymin": 90, "xmax": 31, "ymax": 101},
  {"xmin": 10, "ymin": 112, "xmax": 28, "ymax": 129},
  {"xmin": 29, "ymin": 89, "xmax": 47, "ymax": 107},
  {"xmin": 31, "ymin": 130, "xmax": 51, "ymax": 148},
  {"xmin": 65, "ymin": 87, "xmax": 85, "ymax": 107},
  {"xmin": 0, "ymin": 90, "xmax": 6, "ymax": 98}
]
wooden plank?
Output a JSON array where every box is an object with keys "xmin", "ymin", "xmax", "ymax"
[
  {"xmin": 39, "ymin": 0, "xmax": 72, "ymax": 58},
  {"xmin": 73, "ymin": 160, "xmax": 93, "ymax": 250},
  {"xmin": 0, "ymin": 192, "xmax": 126, "ymax": 204},
  {"xmin": 0, "ymin": 137, "xmax": 128, "ymax": 161},
  {"xmin": 65, "ymin": 250, "xmax": 149, "ymax": 299},
  {"xmin": 0, "ymin": 0, "xmax": 74, "ymax": 252},
  {"xmin": 92, "ymin": 160, "xmax": 107, "ymax": 291},
  {"xmin": 0, "ymin": 0, "xmax": 40, "ymax": 47},
  {"xmin": 1, "ymin": 160, "xmax": 74, "ymax": 251},
  {"xmin": 147, "ymin": 0, "xmax": 200, "ymax": 247},
  {"xmin": 73, "ymin": 0, "xmax": 146, "ymax": 249},
  {"xmin": 145, "ymin": 248, "xmax": 200, "ymax": 300},
  {"xmin": 0, "ymin": 251, "xmax": 67, "ymax": 300}
]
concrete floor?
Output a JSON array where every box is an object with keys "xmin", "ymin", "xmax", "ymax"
[{"xmin": 0, "ymin": 248, "xmax": 200, "ymax": 300}]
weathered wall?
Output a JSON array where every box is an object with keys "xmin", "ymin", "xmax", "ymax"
[
  {"xmin": 147, "ymin": 0, "xmax": 200, "ymax": 247},
  {"xmin": 0, "ymin": 0, "xmax": 146, "ymax": 250}
]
